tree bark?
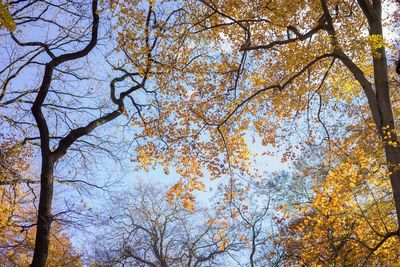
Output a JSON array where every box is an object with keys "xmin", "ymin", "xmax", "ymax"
[
  {"xmin": 368, "ymin": 1, "xmax": 400, "ymax": 229},
  {"xmin": 385, "ymin": 146, "xmax": 400, "ymax": 226},
  {"xmin": 341, "ymin": 0, "xmax": 400, "ymax": 229},
  {"xmin": 30, "ymin": 156, "xmax": 55, "ymax": 267},
  {"xmin": 29, "ymin": 1, "xmax": 99, "ymax": 266}
]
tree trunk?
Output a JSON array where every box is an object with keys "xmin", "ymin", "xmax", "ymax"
[
  {"xmin": 368, "ymin": 5, "xmax": 400, "ymax": 230},
  {"xmin": 30, "ymin": 156, "xmax": 55, "ymax": 267},
  {"xmin": 250, "ymin": 227, "xmax": 256, "ymax": 267},
  {"xmin": 27, "ymin": 2, "xmax": 99, "ymax": 265},
  {"xmin": 385, "ymin": 146, "xmax": 400, "ymax": 226}
]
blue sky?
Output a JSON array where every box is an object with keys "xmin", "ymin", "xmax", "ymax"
[{"xmin": 2, "ymin": 1, "xmax": 400, "ymax": 265}]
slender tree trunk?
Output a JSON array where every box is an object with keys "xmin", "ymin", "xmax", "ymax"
[
  {"xmin": 30, "ymin": 156, "xmax": 55, "ymax": 266},
  {"xmin": 250, "ymin": 227, "xmax": 256, "ymax": 267},
  {"xmin": 27, "ymin": 2, "xmax": 99, "ymax": 265}
]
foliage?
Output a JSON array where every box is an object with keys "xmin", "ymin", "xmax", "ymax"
[
  {"xmin": 112, "ymin": 0, "xmax": 400, "ymax": 210},
  {"xmin": 1, "ymin": 0, "xmax": 400, "ymax": 265},
  {"xmin": 111, "ymin": 0, "xmax": 400, "ymax": 264},
  {"xmin": 0, "ymin": 1, "xmax": 15, "ymax": 31},
  {"xmin": 279, "ymin": 122, "xmax": 400, "ymax": 265},
  {"xmin": 0, "ymin": 140, "xmax": 81, "ymax": 266}
]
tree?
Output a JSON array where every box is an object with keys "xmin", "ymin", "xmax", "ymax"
[
  {"xmin": 212, "ymin": 178, "xmax": 287, "ymax": 266},
  {"xmin": 0, "ymin": 184, "xmax": 82, "ymax": 267},
  {"xmin": 0, "ymin": 139, "xmax": 81, "ymax": 266},
  {"xmin": 0, "ymin": 1, "xmax": 14, "ymax": 31},
  {"xmin": 278, "ymin": 125, "xmax": 400, "ymax": 265},
  {"xmin": 1, "ymin": 0, "xmax": 177, "ymax": 264},
  {"xmin": 115, "ymin": 0, "xmax": 400, "ymax": 243},
  {"xmin": 91, "ymin": 182, "xmax": 241, "ymax": 266},
  {"xmin": 3, "ymin": 0, "xmax": 400, "ymax": 265}
]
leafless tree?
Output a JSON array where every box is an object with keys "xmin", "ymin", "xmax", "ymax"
[
  {"xmin": 0, "ymin": 0, "xmax": 181, "ymax": 265},
  {"xmin": 92, "ymin": 182, "xmax": 242, "ymax": 267},
  {"xmin": 216, "ymin": 177, "xmax": 288, "ymax": 267}
]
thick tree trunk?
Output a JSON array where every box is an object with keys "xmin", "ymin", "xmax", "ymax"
[
  {"xmin": 30, "ymin": 156, "xmax": 55, "ymax": 267},
  {"xmin": 368, "ymin": 4, "xmax": 400, "ymax": 230},
  {"xmin": 385, "ymin": 146, "xmax": 400, "ymax": 227},
  {"xmin": 27, "ymin": 2, "xmax": 99, "ymax": 265}
]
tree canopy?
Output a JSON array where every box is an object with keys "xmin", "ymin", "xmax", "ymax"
[{"xmin": 1, "ymin": 0, "xmax": 400, "ymax": 266}]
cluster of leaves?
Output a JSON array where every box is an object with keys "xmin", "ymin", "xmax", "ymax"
[
  {"xmin": 1, "ymin": 0, "xmax": 400, "ymax": 265},
  {"xmin": 111, "ymin": 0, "xmax": 399, "ymax": 211},
  {"xmin": 0, "ymin": 140, "xmax": 82, "ymax": 266},
  {"xmin": 105, "ymin": 1, "xmax": 400, "ymax": 263},
  {"xmin": 277, "ymin": 120, "xmax": 400, "ymax": 265},
  {"xmin": 0, "ymin": 1, "xmax": 15, "ymax": 31}
]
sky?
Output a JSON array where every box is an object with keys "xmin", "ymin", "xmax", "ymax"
[
  {"xmin": 1, "ymin": 0, "xmax": 400, "ymax": 265},
  {"xmin": 64, "ymin": 1, "xmax": 400, "ymax": 260}
]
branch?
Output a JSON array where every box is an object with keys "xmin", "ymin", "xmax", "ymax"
[
  {"xmin": 31, "ymin": 0, "xmax": 99, "ymax": 157},
  {"xmin": 242, "ymin": 16, "xmax": 326, "ymax": 51},
  {"xmin": 9, "ymin": 32, "xmax": 56, "ymax": 59},
  {"xmin": 53, "ymin": 109, "xmax": 123, "ymax": 158},
  {"xmin": 334, "ymin": 51, "xmax": 381, "ymax": 128},
  {"xmin": 362, "ymin": 230, "xmax": 399, "ymax": 266},
  {"xmin": 214, "ymin": 53, "xmax": 334, "ymax": 127},
  {"xmin": 319, "ymin": 0, "xmax": 381, "ymax": 129}
]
